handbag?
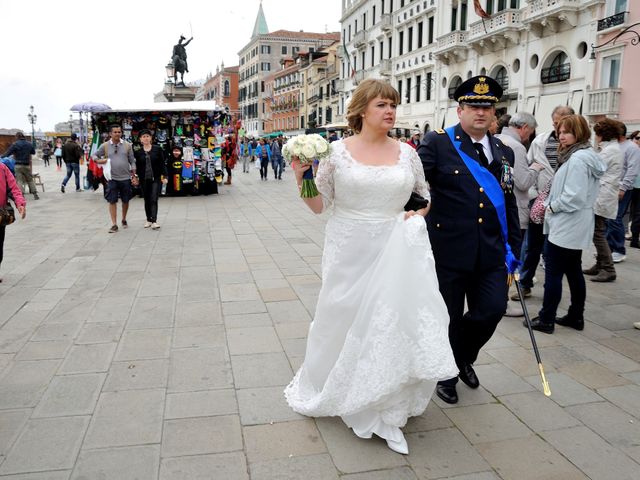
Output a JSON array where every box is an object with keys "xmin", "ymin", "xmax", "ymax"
[
  {"xmin": 0, "ymin": 204, "xmax": 15, "ymax": 226},
  {"xmin": 529, "ymin": 179, "xmax": 552, "ymax": 224}
]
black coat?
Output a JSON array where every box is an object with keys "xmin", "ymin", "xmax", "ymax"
[
  {"xmin": 417, "ymin": 123, "xmax": 521, "ymax": 272},
  {"xmin": 134, "ymin": 145, "xmax": 168, "ymax": 182}
]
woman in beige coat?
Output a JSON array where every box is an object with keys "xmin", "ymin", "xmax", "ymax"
[{"xmin": 583, "ymin": 119, "xmax": 623, "ymax": 282}]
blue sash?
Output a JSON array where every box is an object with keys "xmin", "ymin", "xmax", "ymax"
[{"xmin": 445, "ymin": 127, "xmax": 520, "ymax": 274}]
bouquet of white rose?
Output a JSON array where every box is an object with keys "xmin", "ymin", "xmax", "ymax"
[{"xmin": 282, "ymin": 134, "xmax": 332, "ymax": 198}]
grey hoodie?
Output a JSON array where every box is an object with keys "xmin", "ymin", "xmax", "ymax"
[{"xmin": 544, "ymin": 147, "xmax": 605, "ymax": 250}]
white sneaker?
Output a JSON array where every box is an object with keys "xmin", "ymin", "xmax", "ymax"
[
  {"xmin": 634, "ymin": 322, "xmax": 640, "ymax": 330},
  {"xmin": 144, "ymin": 221, "xmax": 152, "ymax": 228},
  {"xmin": 151, "ymin": 222, "xmax": 161, "ymax": 230},
  {"xmin": 612, "ymin": 252, "xmax": 626, "ymax": 263}
]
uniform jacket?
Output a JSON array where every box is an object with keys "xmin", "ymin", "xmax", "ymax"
[
  {"xmin": 544, "ymin": 147, "xmax": 605, "ymax": 250},
  {"xmin": 594, "ymin": 140, "xmax": 622, "ymax": 219},
  {"xmin": 417, "ymin": 123, "xmax": 521, "ymax": 271}
]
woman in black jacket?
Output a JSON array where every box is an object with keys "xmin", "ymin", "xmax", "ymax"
[{"xmin": 134, "ymin": 130, "xmax": 168, "ymax": 229}]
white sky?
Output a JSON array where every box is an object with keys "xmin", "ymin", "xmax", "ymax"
[{"xmin": 0, "ymin": 0, "xmax": 341, "ymax": 132}]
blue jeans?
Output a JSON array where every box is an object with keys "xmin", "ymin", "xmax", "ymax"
[
  {"xmin": 538, "ymin": 240, "xmax": 585, "ymax": 323},
  {"xmin": 62, "ymin": 163, "xmax": 80, "ymax": 190},
  {"xmin": 606, "ymin": 190, "xmax": 633, "ymax": 254},
  {"xmin": 519, "ymin": 222, "xmax": 545, "ymax": 289},
  {"xmin": 271, "ymin": 157, "xmax": 284, "ymax": 178}
]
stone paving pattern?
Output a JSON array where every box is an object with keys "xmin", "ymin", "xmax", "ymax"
[{"xmin": 0, "ymin": 160, "xmax": 638, "ymax": 479}]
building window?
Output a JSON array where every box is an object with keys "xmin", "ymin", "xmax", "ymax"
[
  {"xmin": 261, "ymin": 62, "xmax": 271, "ymax": 71},
  {"xmin": 406, "ymin": 77, "xmax": 412, "ymax": 103},
  {"xmin": 408, "ymin": 26, "xmax": 413, "ymax": 52},
  {"xmin": 399, "ymin": 31, "xmax": 404, "ymax": 55},
  {"xmin": 487, "ymin": 0, "xmax": 521, "ymax": 13},
  {"xmin": 451, "ymin": 6, "xmax": 458, "ymax": 31},
  {"xmin": 282, "ymin": 46, "xmax": 287, "ymax": 55},
  {"xmin": 416, "ymin": 75, "xmax": 421, "ymax": 102},
  {"xmin": 373, "ymin": 5, "xmax": 376, "ymax": 24},
  {"xmin": 388, "ymin": 37, "xmax": 393, "ymax": 59},
  {"xmin": 261, "ymin": 45, "xmax": 271, "ymax": 54},
  {"xmin": 493, "ymin": 66, "xmax": 509, "ymax": 90},
  {"xmin": 448, "ymin": 76, "xmax": 463, "ymax": 99},
  {"xmin": 224, "ymin": 80, "xmax": 230, "ymax": 96},
  {"xmin": 428, "ymin": 17, "xmax": 434, "ymax": 43},
  {"xmin": 371, "ymin": 45, "xmax": 375, "ymax": 66},
  {"xmin": 601, "ymin": 53, "xmax": 621, "ymax": 87},
  {"xmin": 292, "ymin": 46, "xmax": 299, "ymax": 56},
  {"xmin": 363, "ymin": 12, "xmax": 367, "ymax": 29},
  {"xmin": 460, "ymin": 1, "xmax": 468, "ymax": 31},
  {"xmin": 398, "ymin": 80, "xmax": 403, "ymax": 104},
  {"xmin": 541, "ymin": 52, "xmax": 571, "ymax": 84},
  {"xmin": 380, "ymin": 41, "xmax": 384, "ymax": 60},
  {"xmin": 417, "ymin": 22, "xmax": 424, "ymax": 48}
]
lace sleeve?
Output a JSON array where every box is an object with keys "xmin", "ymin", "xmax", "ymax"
[
  {"xmin": 315, "ymin": 152, "xmax": 336, "ymax": 210},
  {"xmin": 409, "ymin": 147, "xmax": 430, "ymax": 201}
]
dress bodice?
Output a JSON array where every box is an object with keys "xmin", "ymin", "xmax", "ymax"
[{"xmin": 316, "ymin": 140, "xmax": 429, "ymax": 221}]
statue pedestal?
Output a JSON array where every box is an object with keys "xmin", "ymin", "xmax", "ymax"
[{"xmin": 170, "ymin": 85, "xmax": 196, "ymax": 102}]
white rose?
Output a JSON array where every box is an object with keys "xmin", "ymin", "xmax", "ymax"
[
  {"xmin": 315, "ymin": 140, "xmax": 328, "ymax": 153},
  {"xmin": 301, "ymin": 144, "xmax": 315, "ymax": 159},
  {"xmin": 292, "ymin": 145, "xmax": 302, "ymax": 156}
]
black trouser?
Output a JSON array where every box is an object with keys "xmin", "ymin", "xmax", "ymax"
[
  {"xmin": 630, "ymin": 187, "xmax": 640, "ymax": 242},
  {"xmin": 0, "ymin": 224, "xmax": 5, "ymax": 267},
  {"xmin": 260, "ymin": 157, "xmax": 269, "ymax": 179},
  {"xmin": 519, "ymin": 221, "xmax": 545, "ymax": 289},
  {"xmin": 43, "ymin": 155, "xmax": 50, "ymax": 166},
  {"xmin": 538, "ymin": 240, "xmax": 585, "ymax": 323},
  {"xmin": 436, "ymin": 263, "xmax": 508, "ymax": 386},
  {"xmin": 142, "ymin": 180, "xmax": 160, "ymax": 222},
  {"xmin": 56, "ymin": 156, "xmax": 63, "ymax": 168}
]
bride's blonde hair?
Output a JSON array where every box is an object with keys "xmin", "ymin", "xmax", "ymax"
[{"xmin": 346, "ymin": 79, "xmax": 400, "ymax": 133}]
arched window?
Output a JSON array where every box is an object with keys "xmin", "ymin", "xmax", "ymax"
[
  {"xmin": 541, "ymin": 52, "xmax": 570, "ymax": 84},
  {"xmin": 493, "ymin": 66, "xmax": 509, "ymax": 90},
  {"xmin": 448, "ymin": 76, "xmax": 463, "ymax": 100},
  {"xmin": 224, "ymin": 80, "xmax": 230, "ymax": 96}
]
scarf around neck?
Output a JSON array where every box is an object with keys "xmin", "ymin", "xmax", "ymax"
[{"xmin": 557, "ymin": 141, "xmax": 590, "ymax": 168}]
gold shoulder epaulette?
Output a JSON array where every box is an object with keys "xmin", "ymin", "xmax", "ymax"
[{"xmin": 436, "ymin": 129, "xmax": 445, "ymax": 134}]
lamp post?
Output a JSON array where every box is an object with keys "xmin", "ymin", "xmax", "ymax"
[
  {"xmin": 590, "ymin": 22, "xmax": 640, "ymax": 62},
  {"xmin": 27, "ymin": 105, "xmax": 37, "ymax": 148},
  {"xmin": 164, "ymin": 62, "xmax": 176, "ymax": 102},
  {"xmin": 68, "ymin": 114, "xmax": 73, "ymax": 136}
]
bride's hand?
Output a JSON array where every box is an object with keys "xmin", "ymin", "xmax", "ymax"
[
  {"xmin": 291, "ymin": 156, "xmax": 310, "ymax": 184},
  {"xmin": 404, "ymin": 205, "xmax": 430, "ymax": 220}
]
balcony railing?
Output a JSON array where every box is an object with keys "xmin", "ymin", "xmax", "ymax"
[
  {"xmin": 379, "ymin": 59, "xmax": 391, "ymax": 76},
  {"xmin": 380, "ymin": 13, "xmax": 392, "ymax": 32},
  {"xmin": 308, "ymin": 94, "xmax": 319, "ymax": 104},
  {"xmin": 586, "ymin": 88, "xmax": 621, "ymax": 116},
  {"xmin": 522, "ymin": 0, "xmax": 581, "ymax": 23},
  {"xmin": 353, "ymin": 30, "xmax": 367, "ymax": 48},
  {"xmin": 468, "ymin": 9, "xmax": 522, "ymax": 42},
  {"xmin": 541, "ymin": 62, "xmax": 571, "ymax": 84},
  {"xmin": 435, "ymin": 31, "xmax": 468, "ymax": 53},
  {"xmin": 598, "ymin": 11, "xmax": 626, "ymax": 31}
]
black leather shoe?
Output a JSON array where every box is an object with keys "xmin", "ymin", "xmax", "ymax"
[
  {"xmin": 436, "ymin": 384, "xmax": 458, "ymax": 404},
  {"xmin": 458, "ymin": 363, "xmax": 480, "ymax": 389},
  {"xmin": 556, "ymin": 314, "xmax": 584, "ymax": 331},
  {"xmin": 524, "ymin": 317, "xmax": 554, "ymax": 334}
]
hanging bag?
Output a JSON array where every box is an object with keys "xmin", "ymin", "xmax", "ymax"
[
  {"xmin": 0, "ymin": 171, "xmax": 16, "ymax": 226},
  {"xmin": 529, "ymin": 179, "xmax": 552, "ymax": 224}
]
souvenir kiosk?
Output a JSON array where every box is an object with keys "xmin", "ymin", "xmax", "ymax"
[{"xmin": 91, "ymin": 101, "xmax": 234, "ymax": 196}]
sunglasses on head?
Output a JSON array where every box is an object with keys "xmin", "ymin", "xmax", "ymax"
[{"xmin": 113, "ymin": 144, "xmax": 118, "ymax": 153}]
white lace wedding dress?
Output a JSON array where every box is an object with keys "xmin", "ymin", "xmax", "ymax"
[{"xmin": 284, "ymin": 140, "xmax": 457, "ymax": 444}]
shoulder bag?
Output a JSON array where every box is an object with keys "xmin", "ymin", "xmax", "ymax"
[{"xmin": 529, "ymin": 179, "xmax": 552, "ymax": 224}]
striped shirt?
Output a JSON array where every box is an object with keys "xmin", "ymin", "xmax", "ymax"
[{"xmin": 544, "ymin": 132, "xmax": 560, "ymax": 170}]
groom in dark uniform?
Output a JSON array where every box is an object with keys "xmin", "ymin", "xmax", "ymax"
[{"xmin": 415, "ymin": 76, "xmax": 521, "ymax": 404}]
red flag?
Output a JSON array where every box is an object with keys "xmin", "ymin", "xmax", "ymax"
[{"xmin": 474, "ymin": 0, "xmax": 491, "ymax": 19}]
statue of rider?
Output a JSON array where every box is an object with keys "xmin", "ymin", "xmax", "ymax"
[{"xmin": 172, "ymin": 35, "xmax": 193, "ymax": 73}]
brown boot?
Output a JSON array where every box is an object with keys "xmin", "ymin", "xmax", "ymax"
[
  {"xmin": 582, "ymin": 264, "xmax": 600, "ymax": 275},
  {"xmin": 590, "ymin": 270, "xmax": 616, "ymax": 282}
]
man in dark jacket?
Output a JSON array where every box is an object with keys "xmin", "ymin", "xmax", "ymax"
[
  {"xmin": 61, "ymin": 134, "xmax": 84, "ymax": 192},
  {"xmin": 1, "ymin": 131, "xmax": 38, "ymax": 200},
  {"xmin": 415, "ymin": 76, "xmax": 521, "ymax": 405}
]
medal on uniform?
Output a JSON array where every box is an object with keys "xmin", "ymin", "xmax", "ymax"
[{"xmin": 500, "ymin": 156, "xmax": 513, "ymax": 193}]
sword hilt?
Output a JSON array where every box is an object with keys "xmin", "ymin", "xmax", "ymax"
[{"xmin": 539, "ymin": 363, "xmax": 551, "ymax": 396}]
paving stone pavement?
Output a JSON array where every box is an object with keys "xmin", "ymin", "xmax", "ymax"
[{"xmin": 0, "ymin": 159, "xmax": 639, "ymax": 479}]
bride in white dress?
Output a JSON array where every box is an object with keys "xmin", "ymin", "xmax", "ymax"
[{"xmin": 285, "ymin": 79, "xmax": 457, "ymax": 455}]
